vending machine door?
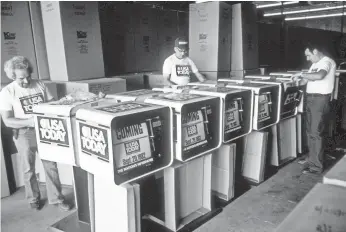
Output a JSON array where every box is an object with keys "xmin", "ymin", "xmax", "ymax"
[{"xmin": 146, "ymin": 93, "xmax": 222, "ymax": 162}]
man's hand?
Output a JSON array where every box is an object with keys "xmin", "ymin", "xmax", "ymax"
[{"xmin": 291, "ymin": 72, "xmax": 303, "ymax": 82}]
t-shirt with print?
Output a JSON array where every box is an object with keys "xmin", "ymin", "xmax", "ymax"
[
  {"xmin": 0, "ymin": 79, "xmax": 54, "ymax": 119},
  {"xmin": 163, "ymin": 54, "xmax": 199, "ymax": 85},
  {"xmin": 307, "ymin": 56, "xmax": 336, "ymax": 94}
]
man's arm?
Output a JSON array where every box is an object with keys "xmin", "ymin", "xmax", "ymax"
[
  {"xmin": 301, "ymin": 70, "xmax": 327, "ymax": 81},
  {"xmin": 1, "ymin": 110, "xmax": 34, "ymax": 129},
  {"xmin": 292, "ymin": 70, "xmax": 327, "ymax": 82},
  {"xmin": 189, "ymin": 59, "xmax": 206, "ymax": 82},
  {"xmin": 163, "ymin": 58, "xmax": 176, "ymax": 86},
  {"xmin": 194, "ymin": 71, "xmax": 206, "ymax": 82},
  {"xmin": 163, "ymin": 73, "xmax": 176, "ymax": 86}
]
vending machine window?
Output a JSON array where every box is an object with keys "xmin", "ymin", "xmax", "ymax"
[
  {"xmin": 76, "ymin": 102, "xmax": 173, "ymax": 185},
  {"xmin": 219, "ymin": 79, "xmax": 281, "ymax": 131},
  {"xmin": 245, "ymin": 75, "xmax": 304, "ymax": 119},
  {"xmin": 153, "ymin": 85, "xmax": 254, "ymax": 143}
]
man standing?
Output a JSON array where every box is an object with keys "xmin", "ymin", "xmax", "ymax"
[
  {"xmin": 0, "ymin": 56, "xmax": 71, "ymax": 211},
  {"xmin": 163, "ymin": 37, "xmax": 206, "ymax": 86},
  {"xmin": 293, "ymin": 42, "xmax": 336, "ymax": 174}
]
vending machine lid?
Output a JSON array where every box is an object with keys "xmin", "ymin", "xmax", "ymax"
[
  {"xmin": 76, "ymin": 101, "xmax": 169, "ymax": 125},
  {"xmin": 145, "ymin": 92, "xmax": 218, "ymax": 109},
  {"xmin": 33, "ymin": 98, "xmax": 106, "ymax": 117},
  {"xmin": 189, "ymin": 86, "xmax": 249, "ymax": 97},
  {"xmin": 107, "ymin": 89, "xmax": 164, "ymax": 102}
]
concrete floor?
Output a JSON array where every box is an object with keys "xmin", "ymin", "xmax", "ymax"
[
  {"xmin": 1, "ymin": 184, "xmax": 75, "ymax": 232},
  {"xmin": 1, "ymin": 151, "xmax": 343, "ymax": 232}
]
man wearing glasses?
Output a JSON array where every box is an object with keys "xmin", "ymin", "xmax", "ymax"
[{"xmin": 163, "ymin": 37, "xmax": 206, "ymax": 86}]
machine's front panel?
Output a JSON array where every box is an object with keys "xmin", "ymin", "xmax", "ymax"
[
  {"xmin": 223, "ymin": 91, "xmax": 252, "ymax": 142},
  {"xmin": 110, "ymin": 107, "xmax": 172, "ymax": 185},
  {"xmin": 180, "ymin": 98, "xmax": 221, "ymax": 161}
]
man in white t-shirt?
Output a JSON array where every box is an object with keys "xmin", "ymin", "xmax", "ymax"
[
  {"xmin": 292, "ymin": 42, "xmax": 336, "ymax": 174},
  {"xmin": 163, "ymin": 37, "xmax": 206, "ymax": 86},
  {"xmin": 0, "ymin": 56, "xmax": 71, "ymax": 211}
]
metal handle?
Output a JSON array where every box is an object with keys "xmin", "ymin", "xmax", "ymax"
[
  {"xmin": 262, "ymin": 92, "xmax": 272, "ymax": 113},
  {"xmin": 201, "ymin": 106, "xmax": 210, "ymax": 135},
  {"xmin": 145, "ymin": 118, "xmax": 156, "ymax": 152}
]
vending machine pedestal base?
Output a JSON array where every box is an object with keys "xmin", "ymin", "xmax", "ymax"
[
  {"xmin": 50, "ymin": 212, "xmax": 91, "ymax": 232},
  {"xmin": 270, "ymin": 117, "xmax": 297, "ymax": 167},
  {"xmin": 93, "ymin": 176, "xmax": 141, "ymax": 232},
  {"xmin": 242, "ymin": 132, "xmax": 269, "ymax": 184},
  {"xmin": 145, "ymin": 154, "xmax": 212, "ymax": 232},
  {"xmin": 211, "ymin": 144, "xmax": 236, "ymax": 201}
]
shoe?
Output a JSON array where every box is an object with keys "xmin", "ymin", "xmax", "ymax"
[
  {"xmin": 298, "ymin": 159, "xmax": 307, "ymax": 165},
  {"xmin": 57, "ymin": 201, "xmax": 71, "ymax": 212},
  {"xmin": 302, "ymin": 167, "xmax": 322, "ymax": 175},
  {"xmin": 30, "ymin": 200, "xmax": 42, "ymax": 211}
]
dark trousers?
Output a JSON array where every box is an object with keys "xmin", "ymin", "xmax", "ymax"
[{"xmin": 305, "ymin": 94, "xmax": 331, "ymax": 172}]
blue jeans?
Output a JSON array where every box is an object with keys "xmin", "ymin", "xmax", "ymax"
[
  {"xmin": 305, "ymin": 94, "xmax": 331, "ymax": 173},
  {"xmin": 13, "ymin": 128, "xmax": 64, "ymax": 204}
]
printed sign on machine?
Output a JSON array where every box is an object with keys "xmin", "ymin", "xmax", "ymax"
[
  {"xmin": 182, "ymin": 110, "xmax": 207, "ymax": 151},
  {"xmin": 114, "ymin": 122, "xmax": 153, "ymax": 173},
  {"xmin": 79, "ymin": 123, "xmax": 109, "ymax": 162},
  {"xmin": 224, "ymin": 100, "xmax": 241, "ymax": 134},
  {"xmin": 37, "ymin": 116, "xmax": 69, "ymax": 147},
  {"xmin": 258, "ymin": 95, "xmax": 270, "ymax": 123}
]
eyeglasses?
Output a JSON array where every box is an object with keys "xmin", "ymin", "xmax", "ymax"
[{"xmin": 177, "ymin": 48, "xmax": 189, "ymax": 53}]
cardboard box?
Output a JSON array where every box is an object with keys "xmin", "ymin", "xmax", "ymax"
[
  {"xmin": 211, "ymin": 143, "xmax": 236, "ymax": 201},
  {"xmin": 134, "ymin": 31, "xmax": 159, "ymax": 72},
  {"xmin": 133, "ymin": 5, "xmax": 158, "ymax": 33},
  {"xmin": 41, "ymin": 2, "xmax": 105, "ymax": 82},
  {"xmin": 178, "ymin": 12, "xmax": 189, "ymax": 38},
  {"xmin": 58, "ymin": 78, "xmax": 126, "ymax": 97},
  {"xmin": 41, "ymin": 80, "xmax": 61, "ymax": 100},
  {"xmin": 29, "ymin": 2, "xmax": 50, "ymax": 80},
  {"xmin": 116, "ymin": 74, "xmax": 146, "ymax": 91},
  {"xmin": 323, "ymin": 155, "xmax": 346, "ymax": 188},
  {"xmin": 157, "ymin": 11, "xmax": 178, "ymax": 69},
  {"xmin": 144, "ymin": 72, "xmax": 170, "ymax": 88},
  {"xmin": 189, "ymin": 2, "xmax": 232, "ymax": 80},
  {"xmin": 276, "ymin": 183, "xmax": 346, "ymax": 232},
  {"xmin": 231, "ymin": 3, "xmax": 259, "ymax": 78},
  {"xmin": 1, "ymin": 2, "xmax": 38, "ymax": 85},
  {"xmin": 98, "ymin": 3, "xmax": 137, "ymax": 74}
]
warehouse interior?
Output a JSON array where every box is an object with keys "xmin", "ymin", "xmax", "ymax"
[{"xmin": 1, "ymin": 1, "xmax": 346, "ymax": 232}]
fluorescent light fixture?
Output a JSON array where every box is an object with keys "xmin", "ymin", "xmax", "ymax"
[
  {"xmin": 285, "ymin": 12, "xmax": 346, "ymax": 21},
  {"xmin": 257, "ymin": 1, "xmax": 298, "ymax": 9},
  {"xmin": 264, "ymin": 5, "xmax": 346, "ymax": 17}
]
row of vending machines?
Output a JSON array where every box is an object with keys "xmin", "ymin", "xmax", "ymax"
[{"xmin": 32, "ymin": 72, "xmax": 306, "ymax": 232}]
